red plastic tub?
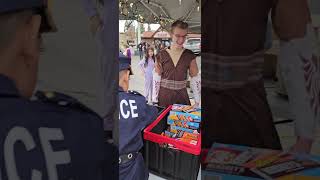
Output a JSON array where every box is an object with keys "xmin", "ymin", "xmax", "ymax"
[
  {"xmin": 144, "ymin": 105, "xmax": 201, "ymax": 155},
  {"xmin": 143, "ymin": 105, "xmax": 201, "ymax": 180}
]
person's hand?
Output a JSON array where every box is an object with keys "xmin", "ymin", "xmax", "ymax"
[
  {"xmin": 290, "ymin": 136, "xmax": 313, "ymax": 154},
  {"xmin": 89, "ymin": 14, "xmax": 103, "ymax": 35},
  {"xmin": 193, "ymin": 102, "xmax": 200, "ymax": 108}
]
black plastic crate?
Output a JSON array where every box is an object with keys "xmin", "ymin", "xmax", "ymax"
[{"xmin": 143, "ymin": 109, "xmax": 200, "ymax": 180}]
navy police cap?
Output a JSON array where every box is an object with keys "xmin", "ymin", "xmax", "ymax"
[
  {"xmin": 0, "ymin": 0, "xmax": 54, "ymax": 32},
  {"xmin": 119, "ymin": 53, "xmax": 133, "ymax": 75}
]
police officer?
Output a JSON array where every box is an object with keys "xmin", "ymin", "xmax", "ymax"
[
  {"xmin": 118, "ymin": 53, "xmax": 158, "ymax": 180},
  {"xmin": 0, "ymin": 0, "xmax": 116, "ymax": 179}
]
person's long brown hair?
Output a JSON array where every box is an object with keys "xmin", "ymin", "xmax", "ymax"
[{"xmin": 144, "ymin": 47, "xmax": 155, "ymax": 68}]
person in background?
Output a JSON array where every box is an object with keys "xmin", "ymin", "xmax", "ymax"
[
  {"xmin": 124, "ymin": 44, "xmax": 132, "ymax": 61},
  {"xmin": 119, "ymin": 54, "xmax": 158, "ymax": 180},
  {"xmin": 138, "ymin": 47, "xmax": 156, "ymax": 104},
  {"xmin": 143, "ymin": 42, "xmax": 147, "ymax": 55},
  {"xmin": 152, "ymin": 20, "xmax": 201, "ymax": 108},
  {"xmin": 137, "ymin": 42, "xmax": 143, "ymax": 59}
]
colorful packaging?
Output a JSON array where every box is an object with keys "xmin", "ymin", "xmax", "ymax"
[
  {"xmin": 157, "ymin": 104, "xmax": 202, "ymax": 150},
  {"xmin": 181, "ymin": 132, "xmax": 199, "ymax": 140},
  {"xmin": 165, "ymin": 128, "xmax": 199, "ymax": 139},
  {"xmin": 244, "ymin": 151, "xmax": 283, "ymax": 168},
  {"xmin": 205, "ymin": 163, "xmax": 260, "ymax": 178},
  {"xmin": 178, "ymin": 138, "xmax": 198, "ymax": 145},
  {"xmin": 170, "ymin": 125, "xmax": 198, "ymax": 134},
  {"xmin": 205, "ymin": 147, "xmax": 244, "ymax": 165},
  {"xmin": 168, "ymin": 111, "xmax": 201, "ymax": 123},
  {"xmin": 250, "ymin": 154, "xmax": 320, "ymax": 179},
  {"xmin": 163, "ymin": 131, "xmax": 175, "ymax": 138},
  {"xmin": 167, "ymin": 119, "xmax": 200, "ymax": 130},
  {"xmin": 171, "ymin": 104, "xmax": 199, "ymax": 112},
  {"xmin": 203, "ymin": 143, "xmax": 320, "ymax": 180}
]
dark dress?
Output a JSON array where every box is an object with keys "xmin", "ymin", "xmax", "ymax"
[{"xmin": 201, "ymin": 0, "xmax": 282, "ymax": 150}]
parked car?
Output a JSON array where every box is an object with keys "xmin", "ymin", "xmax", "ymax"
[{"xmin": 184, "ymin": 38, "xmax": 201, "ymax": 55}]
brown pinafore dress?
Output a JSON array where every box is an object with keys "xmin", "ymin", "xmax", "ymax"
[
  {"xmin": 156, "ymin": 48, "xmax": 197, "ymax": 108},
  {"xmin": 201, "ymin": 0, "xmax": 282, "ymax": 150}
]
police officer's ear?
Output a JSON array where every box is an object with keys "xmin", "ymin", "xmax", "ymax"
[
  {"xmin": 119, "ymin": 69, "xmax": 130, "ymax": 82},
  {"xmin": 16, "ymin": 14, "xmax": 42, "ymax": 98},
  {"xmin": 21, "ymin": 14, "xmax": 41, "ymax": 64},
  {"xmin": 125, "ymin": 70, "xmax": 130, "ymax": 81}
]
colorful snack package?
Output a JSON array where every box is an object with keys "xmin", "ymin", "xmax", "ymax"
[
  {"xmin": 170, "ymin": 125, "xmax": 198, "ymax": 134},
  {"xmin": 167, "ymin": 119, "xmax": 200, "ymax": 130},
  {"xmin": 171, "ymin": 104, "xmax": 201, "ymax": 113},
  {"xmin": 179, "ymin": 137, "xmax": 198, "ymax": 145},
  {"xmin": 168, "ymin": 111, "xmax": 201, "ymax": 123},
  {"xmin": 182, "ymin": 132, "xmax": 199, "ymax": 141}
]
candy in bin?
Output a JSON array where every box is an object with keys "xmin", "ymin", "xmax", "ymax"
[
  {"xmin": 178, "ymin": 138, "xmax": 198, "ymax": 145},
  {"xmin": 171, "ymin": 104, "xmax": 201, "ymax": 113},
  {"xmin": 168, "ymin": 111, "xmax": 201, "ymax": 123},
  {"xmin": 182, "ymin": 132, "xmax": 199, "ymax": 141},
  {"xmin": 170, "ymin": 125, "xmax": 199, "ymax": 134},
  {"xmin": 167, "ymin": 119, "xmax": 200, "ymax": 130},
  {"xmin": 143, "ymin": 105, "xmax": 201, "ymax": 180},
  {"xmin": 163, "ymin": 131, "xmax": 176, "ymax": 138}
]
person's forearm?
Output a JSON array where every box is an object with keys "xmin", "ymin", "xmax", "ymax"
[
  {"xmin": 82, "ymin": 0, "xmax": 99, "ymax": 18},
  {"xmin": 278, "ymin": 24, "xmax": 318, "ymax": 140},
  {"xmin": 189, "ymin": 60, "xmax": 201, "ymax": 106},
  {"xmin": 273, "ymin": 0, "xmax": 317, "ymax": 141},
  {"xmin": 152, "ymin": 70, "xmax": 161, "ymax": 104},
  {"xmin": 190, "ymin": 74, "xmax": 201, "ymax": 106}
]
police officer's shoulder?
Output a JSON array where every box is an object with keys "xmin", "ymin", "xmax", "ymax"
[
  {"xmin": 33, "ymin": 91, "xmax": 98, "ymax": 115},
  {"xmin": 127, "ymin": 90, "xmax": 143, "ymax": 97}
]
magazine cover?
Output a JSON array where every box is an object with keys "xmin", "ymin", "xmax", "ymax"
[
  {"xmin": 205, "ymin": 163, "xmax": 261, "ymax": 178},
  {"xmin": 205, "ymin": 143, "xmax": 268, "ymax": 165},
  {"xmin": 250, "ymin": 154, "xmax": 320, "ymax": 179}
]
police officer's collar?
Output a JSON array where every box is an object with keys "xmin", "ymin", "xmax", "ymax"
[{"xmin": 0, "ymin": 75, "xmax": 20, "ymax": 97}]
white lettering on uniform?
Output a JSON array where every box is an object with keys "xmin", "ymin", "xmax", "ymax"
[
  {"xmin": 4, "ymin": 127, "xmax": 72, "ymax": 180},
  {"xmin": 4, "ymin": 127, "xmax": 42, "ymax": 180},
  {"xmin": 119, "ymin": 99, "xmax": 139, "ymax": 119},
  {"xmin": 129, "ymin": 100, "xmax": 138, "ymax": 118},
  {"xmin": 120, "ymin": 99, "xmax": 130, "ymax": 119},
  {"xmin": 39, "ymin": 128, "xmax": 71, "ymax": 180}
]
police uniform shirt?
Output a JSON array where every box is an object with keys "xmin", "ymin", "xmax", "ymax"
[
  {"xmin": 0, "ymin": 75, "xmax": 109, "ymax": 180},
  {"xmin": 118, "ymin": 87, "xmax": 157, "ymax": 155},
  {"xmin": 118, "ymin": 87, "xmax": 157, "ymax": 180}
]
